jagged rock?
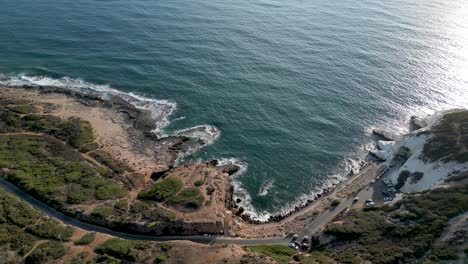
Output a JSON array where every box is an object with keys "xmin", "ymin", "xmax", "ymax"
[
  {"xmin": 373, "ymin": 128, "xmax": 399, "ymax": 141},
  {"xmin": 410, "ymin": 115, "xmax": 427, "ymax": 131},
  {"xmin": 236, "ymin": 207, "xmax": 244, "ymax": 216},
  {"xmin": 151, "ymin": 169, "xmax": 169, "ymax": 180},
  {"xmin": 221, "ymin": 164, "xmax": 240, "ymax": 175}
]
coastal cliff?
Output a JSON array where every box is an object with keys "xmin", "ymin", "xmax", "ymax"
[{"xmin": 372, "ymin": 109, "xmax": 468, "ymax": 192}]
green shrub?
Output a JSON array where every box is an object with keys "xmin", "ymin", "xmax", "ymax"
[
  {"xmin": 247, "ymin": 245, "xmax": 296, "ymax": 264},
  {"xmin": 95, "ymin": 238, "xmax": 149, "ymax": 261},
  {"xmin": 142, "ymin": 207, "xmax": 175, "ymax": 222},
  {"xmin": 52, "ymin": 118, "xmax": 94, "ymax": 148},
  {"xmin": 95, "ymin": 183, "xmax": 127, "ymax": 200},
  {"xmin": 331, "ymin": 200, "xmax": 341, "ymax": 206},
  {"xmin": 10, "ymin": 105, "xmax": 34, "ymax": 114},
  {"xmin": 80, "ymin": 142, "xmax": 99, "ymax": 153},
  {"xmin": 25, "ymin": 241, "xmax": 68, "ymax": 264},
  {"xmin": 90, "ymin": 254, "xmax": 122, "ymax": 264},
  {"xmin": 160, "ymin": 242, "xmax": 172, "ymax": 252},
  {"xmin": 429, "ymin": 244, "xmax": 458, "ymax": 260},
  {"xmin": 67, "ymin": 188, "xmax": 93, "ymax": 204},
  {"xmin": 155, "ymin": 255, "xmax": 167, "ymax": 263},
  {"xmin": 1, "ymin": 111, "xmax": 21, "ymax": 127},
  {"xmin": 114, "ymin": 200, "xmax": 128, "ymax": 210},
  {"xmin": 27, "ymin": 220, "xmax": 75, "ymax": 241},
  {"xmin": 91, "ymin": 206, "xmax": 113, "ymax": 219},
  {"xmin": 324, "ymin": 224, "xmax": 361, "ymax": 240},
  {"xmin": 138, "ymin": 178, "xmax": 183, "ymax": 201},
  {"xmin": 130, "ymin": 201, "xmax": 148, "ymax": 213},
  {"xmin": 75, "ymin": 233, "xmax": 95, "ymax": 245},
  {"xmin": 194, "ymin": 179, "xmax": 205, "ymax": 186},
  {"xmin": 167, "ymin": 187, "xmax": 204, "ymax": 208},
  {"xmin": 71, "ymin": 252, "xmax": 90, "ymax": 264}
]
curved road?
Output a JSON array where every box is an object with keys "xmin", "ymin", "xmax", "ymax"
[
  {"xmin": 0, "ymin": 177, "xmax": 287, "ymax": 245},
  {"xmin": 1, "ymin": 161, "xmax": 388, "ymax": 247}
]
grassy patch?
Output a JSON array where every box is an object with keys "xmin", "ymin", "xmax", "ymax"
[
  {"xmin": 167, "ymin": 187, "xmax": 204, "ymax": 208},
  {"xmin": 95, "ymin": 238, "xmax": 150, "ymax": 261},
  {"xmin": 25, "ymin": 241, "xmax": 68, "ymax": 264},
  {"xmin": 95, "ymin": 183, "xmax": 127, "ymax": 200},
  {"xmin": 114, "ymin": 200, "xmax": 128, "ymax": 210},
  {"xmin": 80, "ymin": 142, "xmax": 99, "ymax": 153},
  {"xmin": 194, "ymin": 179, "xmax": 205, "ymax": 186},
  {"xmin": 9, "ymin": 105, "xmax": 34, "ymax": 114},
  {"xmin": 138, "ymin": 177, "xmax": 183, "ymax": 202},
  {"xmin": 0, "ymin": 134, "xmax": 127, "ymax": 209},
  {"xmin": 27, "ymin": 219, "xmax": 75, "ymax": 241},
  {"xmin": 91, "ymin": 206, "xmax": 113, "ymax": 219},
  {"xmin": 142, "ymin": 207, "xmax": 176, "ymax": 222},
  {"xmin": 247, "ymin": 245, "xmax": 296, "ymax": 264},
  {"xmin": 75, "ymin": 233, "xmax": 96, "ymax": 245}
]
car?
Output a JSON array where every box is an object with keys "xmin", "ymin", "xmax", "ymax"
[
  {"xmin": 353, "ymin": 197, "xmax": 359, "ymax": 202},
  {"xmin": 382, "ymin": 191, "xmax": 390, "ymax": 197},
  {"xmin": 366, "ymin": 199, "xmax": 373, "ymax": 203},
  {"xmin": 289, "ymin": 243, "xmax": 297, "ymax": 249}
]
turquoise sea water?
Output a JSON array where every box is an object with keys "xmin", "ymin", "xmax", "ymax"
[{"xmin": 0, "ymin": 0, "xmax": 467, "ymax": 220}]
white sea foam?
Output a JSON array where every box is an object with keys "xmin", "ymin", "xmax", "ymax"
[
  {"xmin": 0, "ymin": 74, "xmax": 176, "ymax": 133},
  {"xmin": 0, "ymin": 74, "xmax": 222, "ymax": 158},
  {"xmin": 258, "ymin": 179, "xmax": 274, "ymax": 196}
]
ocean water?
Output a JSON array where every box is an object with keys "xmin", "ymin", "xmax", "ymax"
[{"xmin": 0, "ymin": 0, "xmax": 467, "ymax": 220}]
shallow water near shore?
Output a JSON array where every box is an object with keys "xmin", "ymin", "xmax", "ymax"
[{"xmin": 0, "ymin": 0, "xmax": 467, "ymax": 220}]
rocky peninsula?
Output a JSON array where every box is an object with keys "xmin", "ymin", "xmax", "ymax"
[{"xmin": 0, "ymin": 85, "xmax": 241, "ymax": 236}]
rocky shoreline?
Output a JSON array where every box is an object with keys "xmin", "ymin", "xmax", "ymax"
[{"xmin": 0, "ymin": 85, "xmax": 244, "ymax": 236}]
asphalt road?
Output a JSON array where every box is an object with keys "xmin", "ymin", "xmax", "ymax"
[
  {"xmin": 0, "ymin": 160, "xmax": 394, "ymax": 247},
  {"xmin": 0, "ymin": 177, "xmax": 290, "ymax": 246}
]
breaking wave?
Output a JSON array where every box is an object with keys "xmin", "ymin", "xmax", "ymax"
[
  {"xmin": 0, "ymin": 74, "xmax": 221, "ymax": 155},
  {"xmin": 0, "ymin": 74, "xmax": 176, "ymax": 133},
  {"xmin": 258, "ymin": 179, "xmax": 274, "ymax": 197}
]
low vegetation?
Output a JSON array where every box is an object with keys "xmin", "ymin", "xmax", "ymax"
[
  {"xmin": 75, "ymin": 233, "xmax": 96, "ymax": 245},
  {"xmin": 92, "ymin": 206, "xmax": 114, "ymax": 219},
  {"xmin": 247, "ymin": 245, "xmax": 296, "ymax": 264},
  {"xmin": 142, "ymin": 207, "xmax": 176, "ymax": 222},
  {"xmin": 422, "ymin": 110, "xmax": 468, "ymax": 163},
  {"xmin": 318, "ymin": 184, "xmax": 468, "ymax": 263},
  {"xmin": 138, "ymin": 177, "xmax": 183, "ymax": 202},
  {"xmin": 0, "ymin": 135, "xmax": 127, "ymax": 207},
  {"xmin": 25, "ymin": 241, "xmax": 68, "ymax": 264},
  {"xmin": 167, "ymin": 187, "xmax": 205, "ymax": 208},
  {"xmin": 95, "ymin": 238, "xmax": 150, "ymax": 261},
  {"xmin": 27, "ymin": 219, "xmax": 75, "ymax": 241},
  {"xmin": 0, "ymin": 189, "xmax": 72, "ymax": 262},
  {"xmin": 194, "ymin": 179, "xmax": 205, "ymax": 186}
]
